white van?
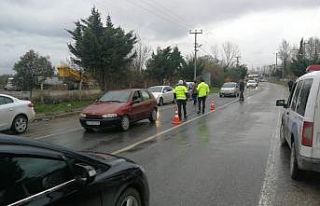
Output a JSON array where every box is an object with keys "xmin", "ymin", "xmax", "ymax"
[{"xmin": 276, "ymin": 68, "xmax": 320, "ymax": 179}]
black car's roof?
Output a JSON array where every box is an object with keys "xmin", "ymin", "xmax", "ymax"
[
  {"xmin": 0, "ymin": 134, "xmax": 71, "ymax": 153},
  {"xmin": 0, "ymin": 135, "xmax": 132, "ymax": 169},
  {"xmin": 0, "ymin": 135, "xmax": 106, "ymax": 165}
]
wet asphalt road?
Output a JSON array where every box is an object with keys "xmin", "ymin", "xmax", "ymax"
[
  {"xmin": 24, "ymin": 90, "xmax": 257, "ymax": 153},
  {"xmin": 9, "ymin": 83, "xmax": 320, "ymax": 205}
]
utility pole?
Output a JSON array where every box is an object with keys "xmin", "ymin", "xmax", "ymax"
[
  {"xmin": 236, "ymin": 56, "xmax": 241, "ymax": 68},
  {"xmin": 189, "ymin": 29, "xmax": 203, "ymax": 80},
  {"xmin": 303, "ymin": 41, "xmax": 309, "ymax": 57},
  {"xmin": 275, "ymin": 52, "xmax": 284, "ymax": 78}
]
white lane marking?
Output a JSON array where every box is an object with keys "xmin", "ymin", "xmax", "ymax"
[
  {"xmin": 32, "ymin": 94, "xmax": 218, "ymax": 140},
  {"xmin": 158, "ymin": 94, "xmax": 218, "ymax": 111},
  {"xmin": 33, "ymin": 90, "xmax": 258, "ymax": 141},
  {"xmin": 112, "ymin": 86, "xmax": 263, "ymax": 155},
  {"xmin": 258, "ymin": 106, "xmax": 282, "ymax": 205},
  {"xmin": 34, "ymin": 128, "xmax": 82, "ymax": 140},
  {"xmin": 111, "ymin": 99, "xmax": 239, "ymax": 155}
]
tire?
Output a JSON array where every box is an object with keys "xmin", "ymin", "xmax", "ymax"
[
  {"xmin": 280, "ymin": 124, "xmax": 286, "ymax": 146},
  {"xmin": 116, "ymin": 188, "xmax": 142, "ymax": 206},
  {"xmin": 120, "ymin": 115, "xmax": 130, "ymax": 131},
  {"xmin": 149, "ymin": 108, "xmax": 157, "ymax": 123},
  {"xmin": 11, "ymin": 115, "xmax": 28, "ymax": 134},
  {"xmin": 219, "ymin": 94, "xmax": 223, "ymax": 98},
  {"xmin": 290, "ymin": 141, "xmax": 302, "ymax": 180},
  {"xmin": 158, "ymin": 97, "xmax": 164, "ymax": 106}
]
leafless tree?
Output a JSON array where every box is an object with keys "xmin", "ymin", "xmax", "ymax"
[
  {"xmin": 132, "ymin": 39, "xmax": 151, "ymax": 72},
  {"xmin": 278, "ymin": 40, "xmax": 291, "ymax": 76},
  {"xmin": 304, "ymin": 37, "xmax": 320, "ymax": 61},
  {"xmin": 221, "ymin": 41, "xmax": 240, "ymax": 69},
  {"xmin": 210, "ymin": 44, "xmax": 220, "ymax": 63}
]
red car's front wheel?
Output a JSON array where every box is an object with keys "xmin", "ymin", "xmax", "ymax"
[{"xmin": 120, "ymin": 115, "xmax": 130, "ymax": 131}]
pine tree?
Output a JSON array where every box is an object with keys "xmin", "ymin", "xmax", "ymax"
[{"xmin": 67, "ymin": 8, "xmax": 137, "ymax": 90}]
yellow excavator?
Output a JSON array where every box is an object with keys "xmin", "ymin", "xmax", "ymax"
[{"xmin": 57, "ymin": 65, "xmax": 88, "ymax": 89}]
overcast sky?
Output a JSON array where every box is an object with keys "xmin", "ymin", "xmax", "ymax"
[{"xmin": 0, "ymin": 0, "xmax": 319, "ymax": 74}]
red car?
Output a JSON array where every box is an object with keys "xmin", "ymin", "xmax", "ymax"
[{"xmin": 80, "ymin": 89, "xmax": 158, "ymax": 131}]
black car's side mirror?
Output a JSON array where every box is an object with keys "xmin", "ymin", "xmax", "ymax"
[
  {"xmin": 276, "ymin": 99, "xmax": 287, "ymax": 108},
  {"xmin": 74, "ymin": 163, "xmax": 97, "ymax": 184}
]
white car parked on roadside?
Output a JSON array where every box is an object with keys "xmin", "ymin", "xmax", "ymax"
[
  {"xmin": 0, "ymin": 94, "xmax": 35, "ymax": 134},
  {"xmin": 148, "ymin": 86, "xmax": 175, "ymax": 106},
  {"xmin": 219, "ymin": 82, "xmax": 240, "ymax": 97},
  {"xmin": 276, "ymin": 66, "xmax": 320, "ymax": 179},
  {"xmin": 246, "ymin": 80, "xmax": 258, "ymax": 88}
]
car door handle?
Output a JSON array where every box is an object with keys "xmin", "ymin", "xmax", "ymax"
[{"xmin": 9, "ymin": 108, "xmax": 13, "ymax": 111}]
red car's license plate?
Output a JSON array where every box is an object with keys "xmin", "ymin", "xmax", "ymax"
[{"xmin": 86, "ymin": 121, "xmax": 100, "ymax": 126}]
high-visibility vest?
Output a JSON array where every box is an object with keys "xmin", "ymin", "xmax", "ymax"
[
  {"xmin": 197, "ymin": 82, "xmax": 210, "ymax": 97},
  {"xmin": 174, "ymin": 85, "xmax": 188, "ymax": 100}
]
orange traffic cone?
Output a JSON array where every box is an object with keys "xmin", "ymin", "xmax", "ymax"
[
  {"xmin": 210, "ymin": 100, "xmax": 215, "ymax": 112},
  {"xmin": 171, "ymin": 109, "xmax": 181, "ymax": 125}
]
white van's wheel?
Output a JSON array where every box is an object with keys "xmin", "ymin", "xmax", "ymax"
[
  {"xmin": 280, "ymin": 124, "xmax": 286, "ymax": 146},
  {"xmin": 290, "ymin": 141, "xmax": 302, "ymax": 180}
]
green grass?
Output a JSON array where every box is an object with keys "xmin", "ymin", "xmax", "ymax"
[
  {"xmin": 34, "ymin": 87, "xmax": 220, "ymax": 116},
  {"xmin": 210, "ymin": 86, "xmax": 220, "ymax": 94},
  {"xmin": 35, "ymin": 99, "xmax": 94, "ymax": 116}
]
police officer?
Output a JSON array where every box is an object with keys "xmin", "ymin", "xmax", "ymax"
[
  {"xmin": 197, "ymin": 78, "xmax": 210, "ymax": 114},
  {"xmin": 288, "ymin": 80, "xmax": 294, "ymax": 92},
  {"xmin": 174, "ymin": 80, "xmax": 188, "ymax": 121},
  {"xmin": 239, "ymin": 79, "xmax": 245, "ymax": 101},
  {"xmin": 191, "ymin": 80, "xmax": 198, "ymax": 106}
]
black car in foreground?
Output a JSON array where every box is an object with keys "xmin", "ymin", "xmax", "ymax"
[{"xmin": 0, "ymin": 135, "xmax": 149, "ymax": 206}]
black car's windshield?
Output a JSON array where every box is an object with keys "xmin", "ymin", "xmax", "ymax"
[
  {"xmin": 100, "ymin": 91, "xmax": 130, "ymax": 103},
  {"xmin": 222, "ymin": 83, "xmax": 236, "ymax": 88},
  {"xmin": 148, "ymin": 87, "xmax": 163, "ymax": 93}
]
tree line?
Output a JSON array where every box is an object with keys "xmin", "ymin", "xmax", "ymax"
[
  {"xmin": 277, "ymin": 37, "xmax": 320, "ymax": 78},
  {"xmin": 9, "ymin": 7, "xmax": 247, "ymax": 93}
]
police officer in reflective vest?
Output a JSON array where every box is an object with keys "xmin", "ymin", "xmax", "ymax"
[
  {"xmin": 239, "ymin": 79, "xmax": 245, "ymax": 101},
  {"xmin": 174, "ymin": 80, "xmax": 188, "ymax": 121},
  {"xmin": 197, "ymin": 78, "xmax": 210, "ymax": 114}
]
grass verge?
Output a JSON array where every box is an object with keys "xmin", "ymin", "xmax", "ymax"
[
  {"xmin": 35, "ymin": 99, "xmax": 94, "ymax": 116},
  {"xmin": 210, "ymin": 86, "xmax": 220, "ymax": 94}
]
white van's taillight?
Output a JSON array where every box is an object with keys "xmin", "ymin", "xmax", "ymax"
[{"xmin": 302, "ymin": 121, "xmax": 314, "ymax": 147}]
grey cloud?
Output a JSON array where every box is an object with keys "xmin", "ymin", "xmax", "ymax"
[
  {"xmin": 0, "ymin": 0, "xmax": 319, "ymax": 74},
  {"xmin": 107, "ymin": 0, "xmax": 319, "ymax": 40},
  {"xmin": 1, "ymin": 0, "xmax": 318, "ymax": 41}
]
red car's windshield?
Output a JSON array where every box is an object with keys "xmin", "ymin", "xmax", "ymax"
[{"xmin": 99, "ymin": 91, "xmax": 131, "ymax": 103}]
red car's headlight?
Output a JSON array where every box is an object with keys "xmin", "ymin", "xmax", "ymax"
[{"xmin": 102, "ymin": 114, "xmax": 118, "ymax": 118}]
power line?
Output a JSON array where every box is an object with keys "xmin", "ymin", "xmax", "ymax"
[
  {"xmin": 95, "ymin": 0, "xmax": 188, "ymax": 32},
  {"xmin": 123, "ymin": 0, "xmax": 189, "ymax": 31},
  {"xmin": 138, "ymin": 0, "xmax": 192, "ymax": 29}
]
